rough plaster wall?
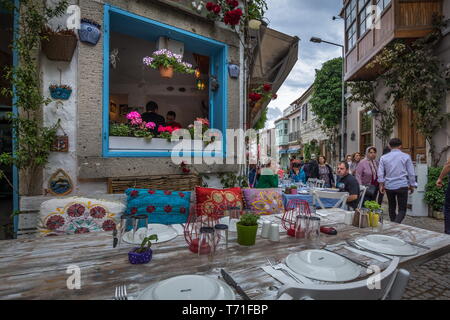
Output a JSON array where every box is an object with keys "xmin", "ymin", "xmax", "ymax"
[{"xmin": 76, "ymin": 0, "xmax": 241, "ymax": 180}]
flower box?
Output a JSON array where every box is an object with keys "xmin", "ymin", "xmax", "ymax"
[
  {"xmin": 50, "ymin": 87, "xmax": 72, "ymax": 100},
  {"xmin": 109, "ymin": 136, "xmax": 205, "ymax": 152}
]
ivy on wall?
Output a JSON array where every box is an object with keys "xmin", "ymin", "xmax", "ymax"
[{"xmin": 0, "ymin": 0, "xmax": 69, "ymax": 195}]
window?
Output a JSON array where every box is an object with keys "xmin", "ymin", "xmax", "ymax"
[
  {"xmin": 296, "ymin": 116, "xmax": 300, "ymax": 131},
  {"xmin": 103, "ymin": 5, "xmax": 228, "ymax": 157},
  {"xmin": 345, "ymin": 0, "xmax": 357, "ymax": 51},
  {"xmin": 360, "ymin": 111, "xmax": 373, "ymax": 153},
  {"xmin": 359, "ymin": 0, "xmax": 372, "ymax": 36},
  {"xmin": 376, "ymin": 0, "xmax": 391, "ymax": 11},
  {"xmin": 284, "ymin": 123, "xmax": 288, "ymax": 135}
]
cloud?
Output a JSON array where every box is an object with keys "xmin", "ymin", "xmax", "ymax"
[{"xmin": 263, "ymin": 0, "xmax": 344, "ymax": 129}]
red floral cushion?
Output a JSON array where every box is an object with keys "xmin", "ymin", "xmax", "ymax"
[{"xmin": 195, "ymin": 187, "xmax": 243, "ymax": 216}]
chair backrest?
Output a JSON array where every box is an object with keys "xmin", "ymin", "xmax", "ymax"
[
  {"xmin": 357, "ymin": 185, "xmax": 367, "ymax": 209},
  {"xmin": 277, "ymin": 257, "xmax": 410, "ymax": 300},
  {"xmin": 313, "ymin": 190, "xmax": 349, "ymax": 209},
  {"xmin": 315, "ymin": 179, "xmax": 325, "ymax": 188},
  {"xmin": 307, "ymin": 178, "xmax": 317, "ymax": 188}
]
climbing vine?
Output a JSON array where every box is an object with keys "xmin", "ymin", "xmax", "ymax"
[
  {"xmin": 0, "ymin": 0, "xmax": 69, "ymax": 195},
  {"xmin": 364, "ymin": 16, "xmax": 450, "ymax": 165},
  {"xmin": 347, "ymin": 80, "xmax": 396, "ymax": 148}
]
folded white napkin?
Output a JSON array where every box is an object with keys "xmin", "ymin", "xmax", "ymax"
[{"xmin": 343, "ymin": 246, "xmax": 390, "ymax": 263}]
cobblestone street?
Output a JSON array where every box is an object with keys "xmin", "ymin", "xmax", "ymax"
[{"xmin": 382, "ymin": 211, "xmax": 449, "ymax": 300}]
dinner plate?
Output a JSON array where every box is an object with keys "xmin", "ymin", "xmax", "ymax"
[
  {"xmin": 122, "ymin": 224, "xmax": 178, "ymax": 245},
  {"xmin": 286, "ymin": 249, "xmax": 361, "ymax": 282},
  {"xmin": 136, "ymin": 275, "xmax": 236, "ymax": 300},
  {"xmin": 355, "ymin": 234, "xmax": 418, "ymax": 256}
]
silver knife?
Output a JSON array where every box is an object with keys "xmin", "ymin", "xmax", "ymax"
[
  {"xmin": 346, "ymin": 240, "xmax": 393, "ymax": 260},
  {"xmin": 220, "ymin": 269, "xmax": 251, "ymax": 300},
  {"xmin": 113, "ymin": 227, "xmax": 118, "ymax": 248},
  {"xmin": 405, "ymin": 241, "xmax": 430, "ymax": 250},
  {"xmin": 323, "ymin": 248, "xmax": 370, "ymax": 268}
]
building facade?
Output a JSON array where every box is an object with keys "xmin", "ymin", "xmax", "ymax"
[{"xmin": 342, "ymin": 0, "xmax": 450, "ymax": 165}]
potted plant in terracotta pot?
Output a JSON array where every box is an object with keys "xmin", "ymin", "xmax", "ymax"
[
  {"xmin": 128, "ymin": 234, "xmax": 158, "ymax": 264},
  {"xmin": 143, "ymin": 49, "xmax": 195, "ymax": 79},
  {"xmin": 41, "ymin": 26, "xmax": 78, "ymax": 62},
  {"xmin": 290, "ymin": 185, "xmax": 298, "ymax": 195},
  {"xmin": 236, "ymin": 213, "xmax": 260, "ymax": 246}
]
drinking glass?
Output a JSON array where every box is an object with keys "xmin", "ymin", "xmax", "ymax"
[
  {"xmin": 133, "ymin": 214, "xmax": 149, "ymax": 233},
  {"xmin": 294, "ymin": 215, "xmax": 309, "ymax": 239},
  {"xmin": 306, "ymin": 217, "xmax": 322, "ymax": 248},
  {"xmin": 214, "ymin": 224, "xmax": 229, "ymax": 250},
  {"xmin": 198, "ymin": 226, "xmax": 215, "ymax": 258},
  {"xmin": 118, "ymin": 215, "xmax": 134, "ymax": 246}
]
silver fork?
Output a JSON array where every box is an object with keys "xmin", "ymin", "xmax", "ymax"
[
  {"xmin": 266, "ymin": 258, "xmax": 303, "ymax": 284},
  {"xmin": 115, "ymin": 285, "xmax": 128, "ymax": 300}
]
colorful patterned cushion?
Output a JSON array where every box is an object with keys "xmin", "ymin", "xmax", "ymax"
[
  {"xmin": 242, "ymin": 188, "xmax": 284, "ymax": 215},
  {"xmin": 195, "ymin": 187, "xmax": 243, "ymax": 216},
  {"xmin": 38, "ymin": 197, "xmax": 125, "ymax": 236},
  {"xmin": 125, "ymin": 189, "xmax": 191, "ymax": 225}
]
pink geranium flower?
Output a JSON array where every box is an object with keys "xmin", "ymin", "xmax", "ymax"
[
  {"xmin": 126, "ymin": 111, "xmax": 141, "ymax": 120},
  {"xmin": 195, "ymin": 118, "xmax": 210, "ymax": 127},
  {"xmin": 145, "ymin": 122, "xmax": 156, "ymax": 129}
]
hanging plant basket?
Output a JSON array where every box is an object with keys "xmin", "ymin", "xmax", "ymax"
[
  {"xmin": 49, "ymin": 85, "xmax": 72, "ymax": 100},
  {"xmin": 159, "ymin": 65, "xmax": 174, "ymax": 78},
  {"xmin": 41, "ymin": 27, "xmax": 78, "ymax": 62},
  {"xmin": 78, "ymin": 18, "xmax": 102, "ymax": 45}
]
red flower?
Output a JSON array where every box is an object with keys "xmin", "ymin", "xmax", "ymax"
[
  {"xmin": 164, "ymin": 205, "xmax": 173, "ymax": 213},
  {"xmin": 67, "ymin": 204, "xmax": 85, "ymax": 217},
  {"xmin": 46, "ymin": 215, "xmax": 65, "ymax": 230},
  {"xmin": 180, "ymin": 207, "xmax": 186, "ymax": 214},
  {"xmin": 272, "ymin": 93, "xmax": 278, "ymax": 100},
  {"xmin": 90, "ymin": 206, "xmax": 106, "ymax": 219},
  {"xmin": 223, "ymin": 8, "xmax": 242, "ymax": 25},
  {"xmin": 263, "ymin": 84, "xmax": 272, "ymax": 92},
  {"xmin": 148, "ymin": 190, "xmax": 156, "ymax": 194},
  {"xmin": 130, "ymin": 190, "xmax": 139, "ymax": 197},
  {"xmin": 130, "ymin": 207, "xmax": 138, "ymax": 214},
  {"xmin": 164, "ymin": 190, "xmax": 172, "ymax": 195},
  {"xmin": 226, "ymin": 0, "xmax": 239, "ymax": 8},
  {"xmin": 75, "ymin": 227, "xmax": 90, "ymax": 234},
  {"xmin": 178, "ymin": 192, "xmax": 185, "ymax": 198},
  {"xmin": 182, "ymin": 167, "xmax": 190, "ymax": 174},
  {"xmin": 146, "ymin": 206, "xmax": 156, "ymax": 213},
  {"xmin": 102, "ymin": 220, "xmax": 116, "ymax": 231},
  {"xmin": 249, "ymin": 92, "xmax": 262, "ymax": 102},
  {"xmin": 213, "ymin": 4, "xmax": 221, "ymax": 14},
  {"xmin": 206, "ymin": 2, "xmax": 215, "ymax": 11}
]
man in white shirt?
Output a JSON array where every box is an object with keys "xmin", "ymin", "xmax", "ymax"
[{"xmin": 378, "ymin": 138, "xmax": 417, "ymax": 223}]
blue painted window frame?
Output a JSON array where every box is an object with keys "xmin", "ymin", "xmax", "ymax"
[{"xmin": 102, "ymin": 5, "xmax": 228, "ymax": 158}]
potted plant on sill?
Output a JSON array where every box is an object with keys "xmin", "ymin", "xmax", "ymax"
[
  {"xmin": 41, "ymin": 26, "xmax": 78, "ymax": 62},
  {"xmin": 236, "ymin": 213, "xmax": 260, "ymax": 246},
  {"xmin": 49, "ymin": 84, "xmax": 72, "ymax": 100},
  {"xmin": 363, "ymin": 200, "xmax": 382, "ymax": 228},
  {"xmin": 289, "ymin": 185, "xmax": 298, "ymax": 195},
  {"xmin": 78, "ymin": 18, "xmax": 101, "ymax": 45},
  {"xmin": 128, "ymin": 234, "xmax": 158, "ymax": 264},
  {"xmin": 143, "ymin": 49, "xmax": 195, "ymax": 79}
]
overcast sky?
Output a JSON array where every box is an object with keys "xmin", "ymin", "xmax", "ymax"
[{"xmin": 264, "ymin": 0, "xmax": 344, "ymax": 128}]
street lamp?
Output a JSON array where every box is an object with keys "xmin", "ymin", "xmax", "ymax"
[{"xmin": 310, "ymin": 36, "xmax": 345, "ymax": 162}]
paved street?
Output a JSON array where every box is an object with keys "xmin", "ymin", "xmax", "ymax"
[{"xmin": 381, "ymin": 210, "xmax": 449, "ymax": 300}]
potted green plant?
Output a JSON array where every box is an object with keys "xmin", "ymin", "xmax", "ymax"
[
  {"xmin": 290, "ymin": 185, "xmax": 298, "ymax": 195},
  {"xmin": 143, "ymin": 49, "xmax": 195, "ymax": 79},
  {"xmin": 128, "ymin": 234, "xmax": 158, "ymax": 264},
  {"xmin": 363, "ymin": 200, "xmax": 382, "ymax": 228},
  {"xmin": 236, "ymin": 213, "xmax": 260, "ymax": 246}
]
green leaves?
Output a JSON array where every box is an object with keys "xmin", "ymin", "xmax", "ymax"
[
  {"xmin": 424, "ymin": 167, "xmax": 448, "ymax": 211},
  {"xmin": 136, "ymin": 234, "xmax": 159, "ymax": 253},
  {"xmin": 363, "ymin": 200, "xmax": 381, "ymax": 211},
  {"xmin": 239, "ymin": 213, "xmax": 260, "ymax": 226}
]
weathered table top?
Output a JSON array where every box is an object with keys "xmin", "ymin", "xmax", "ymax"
[{"xmin": 0, "ymin": 211, "xmax": 449, "ymax": 300}]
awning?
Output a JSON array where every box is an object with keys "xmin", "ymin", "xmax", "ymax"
[
  {"xmin": 248, "ymin": 26, "xmax": 299, "ymax": 128},
  {"xmin": 279, "ymin": 150, "xmax": 288, "ymax": 154},
  {"xmin": 288, "ymin": 148, "xmax": 300, "ymax": 154}
]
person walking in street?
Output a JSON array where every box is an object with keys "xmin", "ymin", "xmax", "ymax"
[
  {"xmin": 336, "ymin": 161, "xmax": 360, "ymax": 210},
  {"xmin": 350, "ymin": 152, "xmax": 362, "ymax": 175},
  {"xmin": 436, "ymin": 157, "xmax": 450, "ymax": 234},
  {"xmin": 355, "ymin": 146, "xmax": 381, "ymax": 204},
  {"xmin": 378, "ymin": 138, "xmax": 417, "ymax": 224},
  {"xmin": 318, "ymin": 155, "xmax": 335, "ymax": 188}
]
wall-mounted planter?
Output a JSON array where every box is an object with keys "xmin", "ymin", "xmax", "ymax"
[
  {"xmin": 78, "ymin": 19, "xmax": 102, "ymax": 45},
  {"xmin": 50, "ymin": 86, "xmax": 72, "ymax": 100},
  {"xmin": 109, "ymin": 136, "xmax": 204, "ymax": 152},
  {"xmin": 41, "ymin": 32, "xmax": 78, "ymax": 62}
]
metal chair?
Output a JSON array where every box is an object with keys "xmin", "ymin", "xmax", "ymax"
[
  {"xmin": 312, "ymin": 190, "xmax": 349, "ymax": 209},
  {"xmin": 357, "ymin": 185, "xmax": 367, "ymax": 210},
  {"xmin": 277, "ymin": 257, "xmax": 410, "ymax": 300}
]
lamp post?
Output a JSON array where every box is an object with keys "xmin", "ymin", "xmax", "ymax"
[{"xmin": 310, "ymin": 37, "xmax": 345, "ymax": 162}]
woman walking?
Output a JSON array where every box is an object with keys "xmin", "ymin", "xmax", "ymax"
[
  {"xmin": 350, "ymin": 152, "xmax": 362, "ymax": 175},
  {"xmin": 355, "ymin": 146, "xmax": 381, "ymax": 204}
]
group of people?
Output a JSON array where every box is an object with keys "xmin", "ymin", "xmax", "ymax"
[{"xmin": 140, "ymin": 101, "xmax": 182, "ymax": 133}]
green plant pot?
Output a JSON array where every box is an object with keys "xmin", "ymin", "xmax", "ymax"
[{"xmin": 236, "ymin": 222, "xmax": 258, "ymax": 246}]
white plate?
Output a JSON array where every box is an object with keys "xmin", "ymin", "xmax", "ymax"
[
  {"xmin": 137, "ymin": 275, "xmax": 236, "ymax": 300},
  {"xmin": 286, "ymin": 249, "xmax": 361, "ymax": 282},
  {"xmin": 122, "ymin": 224, "xmax": 178, "ymax": 245},
  {"xmin": 355, "ymin": 235, "xmax": 418, "ymax": 256}
]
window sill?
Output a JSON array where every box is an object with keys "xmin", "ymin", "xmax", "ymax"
[{"xmin": 109, "ymin": 136, "xmax": 205, "ymax": 152}]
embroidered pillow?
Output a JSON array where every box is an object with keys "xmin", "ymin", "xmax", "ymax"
[
  {"xmin": 38, "ymin": 197, "xmax": 125, "ymax": 236},
  {"xmin": 125, "ymin": 189, "xmax": 191, "ymax": 225},
  {"xmin": 195, "ymin": 187, "xmax": 243, "ymax": 216},
  {"xmin": 242, "ymin": 188, "xmax": 284, "ymax": 215}
]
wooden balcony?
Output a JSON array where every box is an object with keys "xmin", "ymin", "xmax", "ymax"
[{"xmin": 344, "ymin": 0, "xmax": 443, "ymax": 81}]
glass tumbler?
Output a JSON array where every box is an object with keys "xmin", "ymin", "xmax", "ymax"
[
  {"xmin": 307, "ymin": 217, "xmax": 321, "ymax": 248},
  {"xmin": 294, "ymin": 215, "xmax": 309, "ymax": 239},
  {"xmin": 214, "ymin": 224, "xmax": 229, "ymax": 250},
  {"xmin": 119, "ymin": 215, "xmax": 134, "ymax": 246},
  {"xmin": 198, "ymin": 226, "xmax": 215, "ymax": 257},
  {"xmin": 133, "ymin": 215, "xmax": 149, "ymax": 233}
]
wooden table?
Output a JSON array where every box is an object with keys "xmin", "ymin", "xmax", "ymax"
[{"xmin": 0, "ymin": 212, "xmax": 449, "ymax": 300}]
